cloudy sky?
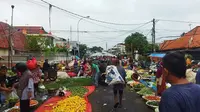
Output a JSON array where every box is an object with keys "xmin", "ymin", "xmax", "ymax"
[{"xmin": 1, "ymin": 0, "xmax": 200, "ymax": 49}]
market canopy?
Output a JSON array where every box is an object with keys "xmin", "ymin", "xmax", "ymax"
[
  {"xmin": 90, "ymin": 52, "xmax": 116, "ymax": 57},
  {"xmin": 149, "ymin": 53, "xmax": 166, "ymax": 58}
]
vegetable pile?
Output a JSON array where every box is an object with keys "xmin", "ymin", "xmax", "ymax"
[
  {"xmin": 143, "ymin": 95, "xmax": 161, "ymax": 101},
  {"xmin": 52, "ymin": 96, "xmax": 86, "ymax": 112},
  {"xmin": 133, "ymin": 83, "xmax": 145, "ymax": 89},
  {"xmin": 125, "ymin": 70, "xmax": 134, "ymax": 81},
  {"xmin": 8, "ymin": 108, "xmax": 20, "ymax": 112},
  {"xmin": 7, "ymin": 70, "xmax": 16, "ymax": 77},
  {"xmin": 45, "ymin": 78, "xmax": 93, "ymax": 90},
  {"xmin": 66, "ymin": 86, "xmax": 88, "ymax": 97},
  {"xmin": 137, "ymin": 87, "xmax": 154, "ymax": 95},
  {"xmin": 146, "ymin": 101, "xmax": 159, "ymax": 107}
]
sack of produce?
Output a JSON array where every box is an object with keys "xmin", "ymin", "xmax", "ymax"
[
  {"xmin": 105, "ymin": 65, "xmax": 125, "ymax": 85},
  {"xmin": 26, "ymin": 57, "xmax": 37, "ymax": 70}
]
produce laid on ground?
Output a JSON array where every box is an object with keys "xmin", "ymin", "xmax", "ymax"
[
  {"xmin": 142, "ymin": 95, "xmax": 161, "ymax": 101},
  {"xmin": 137, "ymin": 87, "xmax": 154, "ymax": 96},
  {"xmin": 7, "ymin": 108, "xmax": 20, "ymax": 112},
  {"xmin": 146, "ymin": 100, "xmax": 159, "ymax": 108},
  {"xmin": 129, "ymin": 81, "xmax": 140, "ymax": 87},
  {"xmin": 66, "ymin": 86, "xmax": 88, "ymax": 97},
  {"xmin": 137, "ymin": 69, "xmax": 145, "ymax": 74},
  {"xmin": 142, "ymin": 73, "xmax": 151, "ymax": 78},
  {"xmin": 45, "ymin": 78, "xmax": 93, "ymax": 90},
  {"xmin": 125, "ymin": 70, "xmax": 134, "ymax": 81},
  {"xmin": 52, "ymin": 96, "xmax": 86, "ymax": 112},
  {"xmin": 15, "ymin": 100, "xmax": 38, "ymax": 107}
]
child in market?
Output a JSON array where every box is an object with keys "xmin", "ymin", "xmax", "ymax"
[{"xmin": 13, "ymin": 63, "xmax": 34, "ymax": 112}]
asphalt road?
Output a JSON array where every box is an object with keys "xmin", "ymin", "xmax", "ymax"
[{"xmin": 88, "ymin": 85, "xmax": 154, "ymax": 112}]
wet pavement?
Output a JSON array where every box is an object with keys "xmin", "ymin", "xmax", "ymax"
[{"xmin": 88, "ymin": 85, "xmax": 154, "ymax": 112}]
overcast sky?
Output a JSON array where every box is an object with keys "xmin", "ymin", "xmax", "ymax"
[{"xmin": 1, "ymin": 0, "xmax": 200, "ymax": 49}]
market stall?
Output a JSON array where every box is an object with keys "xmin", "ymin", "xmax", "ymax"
[{"xmin": 127, "ymin": 69, "xmax": 171, "ymax": 112}]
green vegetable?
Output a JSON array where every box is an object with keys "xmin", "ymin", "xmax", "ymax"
[
  {"xmin": 147, "ymin": 101, "xmax": 159, "ymax": 106},
  {"xmin": 45, "ymin": 78, "xmax": 93, "ymax": 90},
  {"xmin": 66, "ymin": 86, "xmax": 88, "ymax": 97},
  {"xmin": 138, "ymin": 87, "xmax": 153, "ymax": 95},
  {"xmin": 7, "ymin": 70, "xmax": 16, "ymax": 77},
  {"xmin": 142, "ymin": 73, "xmax": 151, "ymax": 77},
  {"xmin": 133, "ymin": 84, "xmax": 145, "ymax": 89}
]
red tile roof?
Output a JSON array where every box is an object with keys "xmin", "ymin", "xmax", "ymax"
[
  {"xmin": 14, "ymin": 26, "xmax": 48, "ymax": 34},
  {"xmin": 160, "ymin": 26, "xmax": 200, "ymax": 50},
  {"xmin": 0, "ymin": 22, "xmax": 26, "ymax": 51}
]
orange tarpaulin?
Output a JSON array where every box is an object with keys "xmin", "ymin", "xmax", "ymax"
[
  {"xmin": 35, "ymin": 86, "xmax": 95, "ymax": 112},
  {"xmin": 84, "ymin": 86, "xmax": 95, "ymax": 112}
]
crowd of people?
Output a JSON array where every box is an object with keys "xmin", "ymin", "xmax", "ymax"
[{"xmin": 2, "ymin": 52, "xmax": 200, "ymax": 112}]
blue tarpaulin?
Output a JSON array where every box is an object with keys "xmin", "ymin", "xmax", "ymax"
[{"xmin": 149, "ymin": 53, "xmax": 166, "ymax": 58}]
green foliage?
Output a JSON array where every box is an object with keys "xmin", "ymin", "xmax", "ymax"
[
  {"xmin": 125, "ymin": 32, "xmax": 158, "ymax": 54},
  {"xmin": 79, "ymin": 44, "xmax": 87, "ymax": 58},
  {"xmin": 25, "ymin": 35, "xmax": 53, "ymax": 52},
  {"xmin": 125, "ymin": 32, "xmax": 149, "ymax": 54},
  {"xmin": 44, "ymin": 46, "xmax": 69, "ymax": 56}
]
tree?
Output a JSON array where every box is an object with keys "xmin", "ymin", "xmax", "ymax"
[
  {"xmin": 70, "ymin": 44, "xmax": 87, "ymax": 58},
  {"xmin": 125, "ymin": 32, "xmax": 149, "ymax": 54},
  {"xmin": 89, "ymin": 46, "xmax": 103, "ymax": 53},
  {"xmin": 79, "ymin": 44, "xmax": 87, "ymax": 58},
  {"xmin": 25, "ymin": 35, "xmax": 53, "ymax": 52}
]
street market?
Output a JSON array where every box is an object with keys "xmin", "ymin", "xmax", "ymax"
[{"xmin": 1, "ymin": 1, "xmax": 200, "ymax": 112}]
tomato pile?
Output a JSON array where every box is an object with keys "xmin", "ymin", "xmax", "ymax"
[{"xmin": 144, "ymin": 95, "xmax": 161, "ymax": 101}]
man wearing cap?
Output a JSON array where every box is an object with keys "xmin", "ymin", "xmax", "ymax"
[{"xmin": 159, "ymin": 52, "xmax": 200, "ymax": 112}]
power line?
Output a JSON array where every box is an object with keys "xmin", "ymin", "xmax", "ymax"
[
  {"xmin": 51, "ymin": 29, "xmax": 152, "ymax": 33},
  {"xmin": 40, "ymin": 0, "xmax": 151, "ymax": 26},
  {"xmin": 158, "ymin": 19, "xmax": 200, "ymax": 24}
]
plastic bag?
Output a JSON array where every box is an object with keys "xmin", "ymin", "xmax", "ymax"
[
  {"xmin": 105, "ymin": 65, "xmax": 125, "ymax": 85},
  {"xmin": 8, "ymin": 91, "xmax": 19, "ymax": 103}
]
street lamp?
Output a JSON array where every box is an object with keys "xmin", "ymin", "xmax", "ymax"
[
  {"xmin": 77, "ymin": 16, "xmax": 90, "ymax": 57},
  {"xmin": 8, "ymin": 5, "xmax": 14, "ymax": 68}
]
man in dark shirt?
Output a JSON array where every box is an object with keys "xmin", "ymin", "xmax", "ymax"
[
  {"xmin": 159, "ymin": 52, "xmax": 200, "ymax": 112},
  {"xmin": 43, "ymin": 59, "xmax": 50, "ymax": 82}
]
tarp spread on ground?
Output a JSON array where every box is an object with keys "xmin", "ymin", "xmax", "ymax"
[
  {"xmin": 35, "ymin": 86, "xmax": 95, "ymax": 112},
  {"xmin": 149, "ymin": 53, "xmax": 166, "ymax": 58}
]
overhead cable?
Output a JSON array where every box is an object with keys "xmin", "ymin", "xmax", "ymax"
[{"xmin": 41, "ymin": 0, "xmax": 151, "ymax": 26}]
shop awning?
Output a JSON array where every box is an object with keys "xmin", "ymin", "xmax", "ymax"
[{"xmin": 149, "ymin": 53, "xmax": 166, "ymax": 58}]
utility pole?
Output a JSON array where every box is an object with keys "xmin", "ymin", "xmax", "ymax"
[
  {"xmin": 152, "ymin": 18, "xmax": 156, "ymax": 52},
  {"xmin": 8, "ymin": 5, "xmax": 14, "ymax": 68},
  {"xmin": 70, "ymin": 26, "xmax": 72, "ymax": 41},
  {"xmin": 106, "ymin": 42, "xmax": 107, "ymax": 51},
  {"xmin": 66, "ymin": 39, "xmax": 69, "ymax": 65},
  {"xmin": 131, "ymin": 43, "xmax": 133, "ymax": 58}
]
